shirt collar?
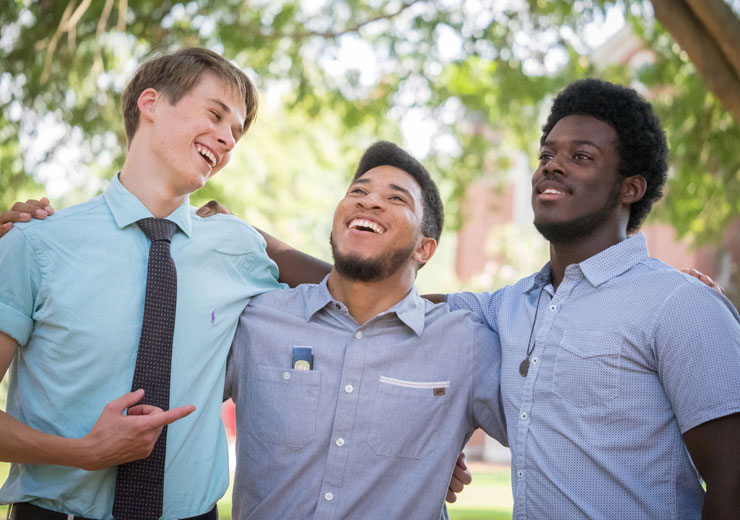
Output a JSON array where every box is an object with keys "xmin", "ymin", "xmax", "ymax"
[
  {"xmin": 102, "ymin": 172, "xmax": 192, "ymax": 237},
  {"xmin": 524, "ymin": 233, "xmax": 649, "ymax": 293},
  {"xmin": 305, "ymin": 276, "xmax": 427, "ymax": 336}
]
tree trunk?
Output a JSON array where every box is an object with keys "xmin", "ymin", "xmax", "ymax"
[{"xmin": 650, "ymin": 0, "xmax": 740, "ymax": 124}]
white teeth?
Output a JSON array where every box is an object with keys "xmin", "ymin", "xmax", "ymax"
[
  {"xmin": 195, "ymin": 144, "xmax": 217, "ymax": 167},
  {"xmin": 543, "ymin": 188, "xmax": 564, "ymax": 195},
  {"xmin": 349, "ymin": 218, "xmax": 385, "ymax": 234}
]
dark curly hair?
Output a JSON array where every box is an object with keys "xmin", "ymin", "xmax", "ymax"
[
  {"xmin": 541, "ymin": 79, "xmax": 668, "ymax": 233},
  {"xmin": 353, "ymin": 141, "xmax": 444, "ymax": 243}
]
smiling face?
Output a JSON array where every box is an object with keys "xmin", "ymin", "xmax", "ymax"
[
  {"xmin": 146, "ymin": 72, "xmax": 247, "ymax": 196},
  {"xmin": 330, "ymin": 165, "xmax": 434, "ymax": 282},
  {"xmin": 532, "ymin": 114, "xmax": 629, "ymax": 244}
]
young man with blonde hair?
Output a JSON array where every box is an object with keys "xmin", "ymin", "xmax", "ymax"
[{"xmin": 0, "ymin": 48, "xmax": 281, "ymax": 519}]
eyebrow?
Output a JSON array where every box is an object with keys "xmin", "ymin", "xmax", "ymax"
[
  {"xmin": 543, "ymin": 139, "xmax": 606, "ymax": 151},
  {"xmin": 353, "ymin": 177, "xmax": 414, "ymax": 201},
  {"xmin": 208, "ymin": 98, "xmax": 245, "ymax": 139}
]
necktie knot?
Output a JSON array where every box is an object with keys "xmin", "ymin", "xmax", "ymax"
[{"xmin": 138, "ymin": 217, "xmax": 177, "ymax": 243}]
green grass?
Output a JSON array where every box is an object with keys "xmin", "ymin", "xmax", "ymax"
[{"xmin": 1, "ymin": 462, "xmax": 513, "ymax": 519}]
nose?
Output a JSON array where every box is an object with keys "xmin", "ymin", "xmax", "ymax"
[
  {"xmin": 216, "ymin": 125, "xmax": 236, "ymax": 152},
  {"xmin": 542, "ymin": 153, "xmax": 566, "ymax": 177},
  {"xmin": 357, "ymin": 192, "xmax": 384, "ymax": 210}
]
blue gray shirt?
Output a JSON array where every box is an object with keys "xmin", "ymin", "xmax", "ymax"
[
  {"xmin": 225, "ymin": 278, "xmax": 507, "ymax": 520},
  {"xmin": 0, "ymin": 173, "xmax": 283, "ymax": 518},
  {"xmin": 449, "ymin": 232, "xmax": 740, "ymax": 519}
]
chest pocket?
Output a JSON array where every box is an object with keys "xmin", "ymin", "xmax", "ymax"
[
  {"xmin": 367, "ymin": 376, "xmax": 450, "ymax": 459},
  {"xmin": 552, "ymin": 330, "xmax": 622, "ymax": 407},
  {"xmin": 249, "ymin": 365, "xmax": 321, "ymax": 448}
]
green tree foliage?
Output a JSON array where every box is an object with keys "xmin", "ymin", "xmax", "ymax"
[{"xmin": 0, "ymin": 0, "xmax": 738, "ymax": 245}]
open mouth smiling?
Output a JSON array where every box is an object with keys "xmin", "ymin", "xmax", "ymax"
[
  {"xmin": 348, "ymin": 218, "xmax": 386, "ymax": 234},
  {"xmin": 195, "ymin": 143, "xmax": 218, "ymax": 168}
]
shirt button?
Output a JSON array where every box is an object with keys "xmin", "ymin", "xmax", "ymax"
[
  {"xmin": 355, "ymin": 331, "xmax": 363, "ymax": 339},
  {"xmin": 335, "ymin": 303, "xmax": 341, "ymax": 310},
  {"xmin": 549, "ymin": 304, "xmax": 557, "ymax": 311},
  {"xmin": 531, "ymin": 357, "xmax": 539, "ymax": 364},
  {"xmin": 325, "ymin": 492, "xmax": 334, "ymax": 501},
  {"xmin": 345, "ymin": 384, "xmax": 354, "ymax": 393},
  {"xmin": 282, "ymin": 371, "xmax": 291, "ymax": 380},
  {"xmin": 520, "ymin": 412, "xmax": 528, "ymax": 420},
  {"xmin": 517, "ymin": 470, "xmax": 525, "ymax": 478},
  {"xmin": 335, "ymin": 437, "xmax": 345, "ymax": 447}
]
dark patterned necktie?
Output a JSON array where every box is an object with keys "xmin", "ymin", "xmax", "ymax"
[{"xmin": 113, "ymin": 218, "xmax": 178, "ymax": 520}]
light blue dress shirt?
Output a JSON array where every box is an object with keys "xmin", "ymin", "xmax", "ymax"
[
  {"xmin": 225, "ymin": 278, "xmax": 507, "ymax": 520},
  {"xmin": 0, "ymin": 173, "xmax": 283, "ymax": 518},
  {"xmin": 449, "ymin": 233, "xmax": 740, "ymax": 519}
]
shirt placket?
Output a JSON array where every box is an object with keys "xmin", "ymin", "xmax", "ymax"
[
  {"xmin": 514, "ymin": 271, "xmax": 579, "ymax": 520},
  {"xmin": 313, "ymin": 321, "xmax": 368, "ymax": 520}
]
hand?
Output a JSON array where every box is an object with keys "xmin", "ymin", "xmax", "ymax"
[
  {"xmin": 78, "ymin": 389, "xmax": 195, "ymax": 471},
  {"xmin": 681, "ymin": 268, "xmax": 725, "ymax": 295},
  {"xmin": 196, "ymin": 199, "xmax": 233, "ymax": 217},
  {"xmin": 0, "ymin": 197, "xmax": 55, "ymax": 239},
  {"xmin": 446, "ymin": 452, "xmax": 472, "ymax": 503}
]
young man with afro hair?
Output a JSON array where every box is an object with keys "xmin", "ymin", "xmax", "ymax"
[{"xmin": 447, "ymin": 78, "xmax": 740, "ymax": 518}]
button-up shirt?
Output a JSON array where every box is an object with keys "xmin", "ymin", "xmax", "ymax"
[
  {"xmin": 0, "ymin": 173, "xmax": 283, "ymax": 518},
  {"xmin": 448, "ymin": 233, "xmax": 740, "ymax": 519},
  {"xmin": 225, "ymin": 278, "xmax": 507, "ymax": 520}
]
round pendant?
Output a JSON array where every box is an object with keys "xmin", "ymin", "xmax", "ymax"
[{"xmin": 519, "ymin": 357, "xmax": 530, "ymax": 377}]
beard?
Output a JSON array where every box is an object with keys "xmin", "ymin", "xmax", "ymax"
[
  {"xmin": 330, "ymin": 233, "xmax": 415, "ymax": 282},
  {"xmin": 534, "ymin": 180, "xmax": 622, "ymax": 244}
]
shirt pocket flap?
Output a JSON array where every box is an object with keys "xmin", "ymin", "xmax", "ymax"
[{"xmin": 560, "ymin": 330, "xmax": 622, "ymax": 359}]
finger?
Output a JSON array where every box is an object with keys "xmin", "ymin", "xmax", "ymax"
[
  {"xmin": 147, "ymin": 404, "xmax": 196, "ymax": 427},
  {"xmin": 39, "ymin": 197, "xmax": 54, "ymax": 215},
  {"xmin": 107, "ymin": 389, "xmax": 145, "ymax": 413},
  {"xmin": 127, "ymin": 404, "xmax": 164, "ymax": 416},
  {"xmin": 0, "ymin": 210, "xmax": 32, "ymax": 224},
  {"xmin": 0, "ymin": 222, "xmax": 12, "ymax": 238},
  {"xmin": 445, "ymin": 489, "xmax": 457, "ymax": 503},
  {"xmin": 196, "ymin": 204, "xmax": 214, "ymax": 217},
  {"xmin": 448, "ymin": 475, "xmax": 464, "ymax": 494},
  {"xmin": 456, "ymin": 451, "xmax": 468, "ymax": 470},
  {"xmin": 453, "ymin": 464, "xmax": 473, "ymax": 486},
  {"xmin": 12, "ymin": 201, "xmax": 49, "ymax": 219}
]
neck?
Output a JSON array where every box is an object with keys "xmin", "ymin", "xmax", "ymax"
[
  {"xmin": 548, "ymin": 227, "xmax": 627, "ymax": 290},
  {"xmin": 119, "ymin": 139, "xmax": 189, "ymax": 218},
  {"xmin": 326, "ymin": 267, "xmax": 416, "ymax": 325}
]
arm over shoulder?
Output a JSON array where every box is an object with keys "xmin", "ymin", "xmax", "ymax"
[{"xmin": 470, "ymin": 317, "xmax": 507, "ymax": 446}]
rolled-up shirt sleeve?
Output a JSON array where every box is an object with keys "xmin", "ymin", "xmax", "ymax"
[{"xmin": 0, "ymin": 228, "xmax": 41, "ymax": 345}]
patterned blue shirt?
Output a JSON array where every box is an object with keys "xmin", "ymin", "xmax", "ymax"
[
  {"xmin": 448, "ymin": 233, "xmax": 740, "ymax": 519},
  {"xmin": 0, "ymin": 173, "xmax": 283, "ymax": 518},
  {"xmin": 225, "ymin": 278, "xmax": 507, "ymax": 520}
]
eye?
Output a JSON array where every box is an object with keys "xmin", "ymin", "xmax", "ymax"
[
  {"xmin": 349, "ymin": 187, "xmax": 366, "ymax": 195},
  {"xmin": 538, "ymin": 151, "xmax": 552, "ymax": 162},
  {"xmin": 573, "ymin": 152, "xmax": 591, "ymax": 160},
  {"xmin": 209, "ymin": 109, "xmax": 221, "ymax": 121},
  {"xmin": 389, "ymin": 195, "xmax": 406, "ymax": 203}
]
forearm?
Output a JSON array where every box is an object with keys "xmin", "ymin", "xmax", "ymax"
[
  {"xmin": 0, "ymin": 410, "xmax": 90, "ymax": 468},
  {"xmin": 702, "ymin": 484, "xmax": 740, "ymax": 519},
  {"xmin": 257, "ymin": 228, "xmax": 331, "ymax": 287}
]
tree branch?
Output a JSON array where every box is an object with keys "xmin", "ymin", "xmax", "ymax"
[
  {"xmin": 650, "ymin": 0, "xmax": 740, "ymax": 124},
  {"xmin": 684, "ymin": 0, "xmax": 740, "ymax": 79}
]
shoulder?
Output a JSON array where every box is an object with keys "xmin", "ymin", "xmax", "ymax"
[
  {"xmin": 423, "ymin": 299, "xmax": 498, "ymax": 337},
  {"xmin": 190, "ymin": 209, "xmax": 267, "ymax": 254},
  {"xmin": 12, "ymin": 196, "xmax": 106, "ymax": 240},
  {"xmin": 246, "ymin": 283, "xmax": 314, "ymax": 313}
]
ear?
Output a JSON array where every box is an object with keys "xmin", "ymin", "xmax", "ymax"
[
  {"xmin": 414, "ymin": 236, "xmax": 437, "ymax": 266},
  {"xmin": 621, "ymin": 175, "xmax": 647, "ymax": 205},
  {"xmin": 136, "ymin": 88, "xmax": 159, "ymax": 125}
]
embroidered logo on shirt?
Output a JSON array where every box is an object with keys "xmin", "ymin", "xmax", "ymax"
[{"xmin": 433, "ymin": 387, "xmax": 446, "ymax": 396}]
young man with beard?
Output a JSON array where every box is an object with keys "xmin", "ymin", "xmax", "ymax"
[
  {"xmin": 223, "ymin": 141, "xmax": 507, "ymax": 519},
  {"xmin": 0, "ymin": 49, "xmax": 283, "ymax": 519},
  {"xmin": 445, "ymin": 79, "xmax": 740, "ymax": 518}
]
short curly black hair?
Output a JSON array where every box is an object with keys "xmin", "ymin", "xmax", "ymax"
[
  {"xmin": 353, "ymin": 141, "xmax": 444, "ymax": 243},
  {"xmin": 541, "ymin": 79, "xmax": 668, "ymax": 233}
]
